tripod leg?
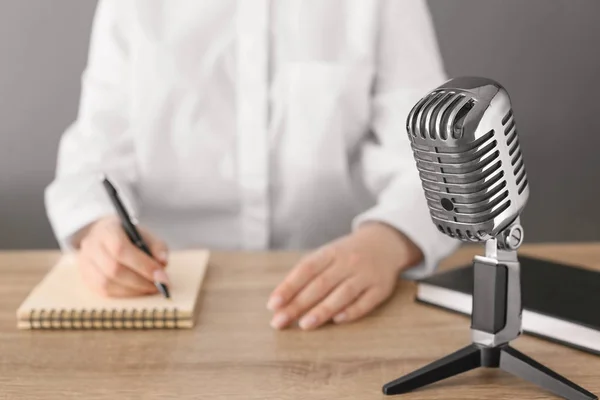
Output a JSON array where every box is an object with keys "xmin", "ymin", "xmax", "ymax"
[
  {"xmin": 500, "ymin": 346, "xmax": 597, "ymax": 400},
  {"xmin": 383, "ymin": 344, "xmax": 482, "ymax": 395}
]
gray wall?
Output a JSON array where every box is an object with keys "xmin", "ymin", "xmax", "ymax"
[
  {"xmin": 0, "ymin": 0, "xmax": 599, "ymax": 249},
  {"xmin": 0, "ymin": 1, "xmax": 97, "ymax": 248}
]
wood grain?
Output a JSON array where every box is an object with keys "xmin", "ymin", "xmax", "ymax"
[{"xmin": 1, "ymin": 244, "xmax": 599, "ymax": 399}]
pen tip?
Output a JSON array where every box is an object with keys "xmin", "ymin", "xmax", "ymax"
[{"xmin": 156, "ymin": 282, "xmax": 171, "ymax": 299}]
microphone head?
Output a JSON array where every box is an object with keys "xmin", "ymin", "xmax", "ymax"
[{"xmin": 407, "ymin": 77, "xmax": 529, "ymax": 242}]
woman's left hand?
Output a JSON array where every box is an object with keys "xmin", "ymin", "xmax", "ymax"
[{"xmin": 267, "ymin": 222, "xmax": 423, "ymax": 330}]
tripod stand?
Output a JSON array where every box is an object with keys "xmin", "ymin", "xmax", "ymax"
[{"xmin": 383, "ymin": 222, "xmax": 597, "ymax": 399}]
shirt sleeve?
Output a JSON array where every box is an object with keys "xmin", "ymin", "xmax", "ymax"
[
  {"xmin": 353, "ymin": 0, "xmax": 460, "ymax": 279},
  {"xmin": 44, "ymin": 0, "xmax": 137, "ymax": 250}
]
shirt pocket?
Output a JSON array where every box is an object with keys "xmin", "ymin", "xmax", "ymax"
[{"xmin": 282, "ymin": 62, "xmax": 374, "ymax": 166}]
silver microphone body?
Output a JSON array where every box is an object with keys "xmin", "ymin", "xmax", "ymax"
[{"xmin": 406, "ymin": 77, "xmax": 529, "ymax": 243}]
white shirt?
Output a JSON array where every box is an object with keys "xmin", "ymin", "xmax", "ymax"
[{"xmin": 45, "ymin": 0, "xmax": 459, "ymax": 279}]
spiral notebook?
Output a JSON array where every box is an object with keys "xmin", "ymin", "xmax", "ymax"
[{"xmin": 16, "ymin": 250, "xmax": 209, "ymax": 330}]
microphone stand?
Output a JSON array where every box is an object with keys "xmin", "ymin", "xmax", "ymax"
[{"xmin": 383, "ymin": 219, "xmax": 597, "ymax": 400}]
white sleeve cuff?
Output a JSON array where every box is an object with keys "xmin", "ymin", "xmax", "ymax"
[
  {"xmin": 45, "ymin": 174, "xmax": 138, "ymax": 250},
  {"xmin": 352, "ymin": 177, "xmax": 460, "ymax": 280}
]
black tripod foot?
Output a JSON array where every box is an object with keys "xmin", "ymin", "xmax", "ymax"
[
  {"xmin": 382, "ymin": 344, "xmax": 482, "ymax": 395},
  {"xmin": 500, "ymin": 346, "xmax": 597, "ymax": 400},
  {"xmin": 383, "ymin": 344, "xmax": 597, "ymax": 399}
]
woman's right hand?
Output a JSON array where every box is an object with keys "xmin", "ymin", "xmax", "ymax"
[{"xmin": 75, "ymin": 216, "xmax": 170, "ymax": 297}]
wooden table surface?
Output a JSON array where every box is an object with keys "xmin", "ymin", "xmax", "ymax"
[{"xmin": 1, "ymin": 243, "xmax": 599, "ymax": 399}]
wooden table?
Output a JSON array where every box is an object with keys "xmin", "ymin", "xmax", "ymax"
[{"xmin": 1, "ymin": 243, "xmax": 599, "ymax": 399}]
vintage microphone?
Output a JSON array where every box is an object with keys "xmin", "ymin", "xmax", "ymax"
[{"xmin": 382, "ymin": 77, "xmax": 596, "ymax": 400}]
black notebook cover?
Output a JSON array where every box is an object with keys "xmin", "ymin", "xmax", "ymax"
[{"xmin": 416, "ymin": 255, "xmax": 600, "ymax": 355}]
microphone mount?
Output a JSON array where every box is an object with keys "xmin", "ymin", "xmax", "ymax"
[{"xmin": 471, "ymin": 219, "xmax": 523, "ymax": 348}]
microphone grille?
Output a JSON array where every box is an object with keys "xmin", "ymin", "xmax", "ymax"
[
  {"xmin": 411, "ymin": 129, "xmax": 510, "ymax": 241},
  {"xmin": 502, "ymin": 108, "xmax": 528, "ymax": 195},
  {"xmin": 407, "ymin": 91, "xmax": 476, "ymax": 141}
]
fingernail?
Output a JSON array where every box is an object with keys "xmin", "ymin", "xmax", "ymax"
[
  {"xmin": 299, "ymin": 315, "xmax": 318, "ymax": 330},
  {"xmin": 153, "ymin": 269, "xmax": 170, "ymax": 285},
  {"xmin": 157, "ymin": 250, "xmax": 168, "ymax": 264},
  {"xmin": 270, "ymin": 314, "xmax": 289, "ymax": 329},
  {"xmin": 333, "ymin": 313, "xmax": 347, "ymax": 323},
  {"xmin": 266, "ymin": 296, "xmax": 283, "ymax": 311}
]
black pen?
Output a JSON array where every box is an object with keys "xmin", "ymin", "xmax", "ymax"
[{"xmin": 101, "ymin": 175, "xmax": 170, "ymax": 298}]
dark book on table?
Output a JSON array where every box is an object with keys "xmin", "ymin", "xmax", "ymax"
[{"xmin": 416, "ymin": 255, "xmax": 600, "ymax": 355}]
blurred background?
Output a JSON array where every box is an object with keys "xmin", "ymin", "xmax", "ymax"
[{"xmin": 0, "ymin": 0, "xmax": 599, "ymax": 249}]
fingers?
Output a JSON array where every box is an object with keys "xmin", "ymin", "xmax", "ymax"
[
  {"xmin": 270, "ymin": 264, "xmax": 349, "ymax": 329},
  {"xmin": 297, "ymin": 277, "xmax": 366, "ymax": 330},
  {"xmin": 77, "ymin": 216, "xmax": 170, "ymax": 298},
  {"xmin": 139, "ymin": 226, "xmax": 169, "ymax": 266},
  {"xmin": 80, "ymin": 238, "xmax": 157, "ymax": 295},
  {"xmin": 266, "ymin": 226, "xmax": 407, "ymax": 330},
  {"xmin": 332, "ymin": 288, "xmax": 390, "ymax": 324},
  {"xmin": 267, "ymin": 247, "xmax": 335, "ymax": 311},
  {"xmin": 78, "ymin": 252, "xmax": 150, "ymax": 298},
  {"xmin": 95, "ymin": 240, "xmax": 158, "ymax": 293},
  {"xmin": 102, "ymin": 223, "xmax": 165, "ymax": 281}
]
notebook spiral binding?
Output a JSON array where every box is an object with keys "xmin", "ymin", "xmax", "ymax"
[{"xmin": 28, "ymin": 308, "xmax": 180, "ymax": 330}]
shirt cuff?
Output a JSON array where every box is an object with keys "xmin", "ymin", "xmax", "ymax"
[
  {"xmin": 352, "ymin": 182, "xmax": 460, "ymax": 280},
  {"xmin": 45, "ymin": 175, "xmax": 138, "ymax": 250}
]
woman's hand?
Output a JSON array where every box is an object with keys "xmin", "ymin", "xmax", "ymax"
[
  {"xmin": 75, "ymin": 216, "xmax": 170, "ymax": 297},
  {"xmin": 267, "ymin": 222, "xmax": 423, "ymax": 330}
]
